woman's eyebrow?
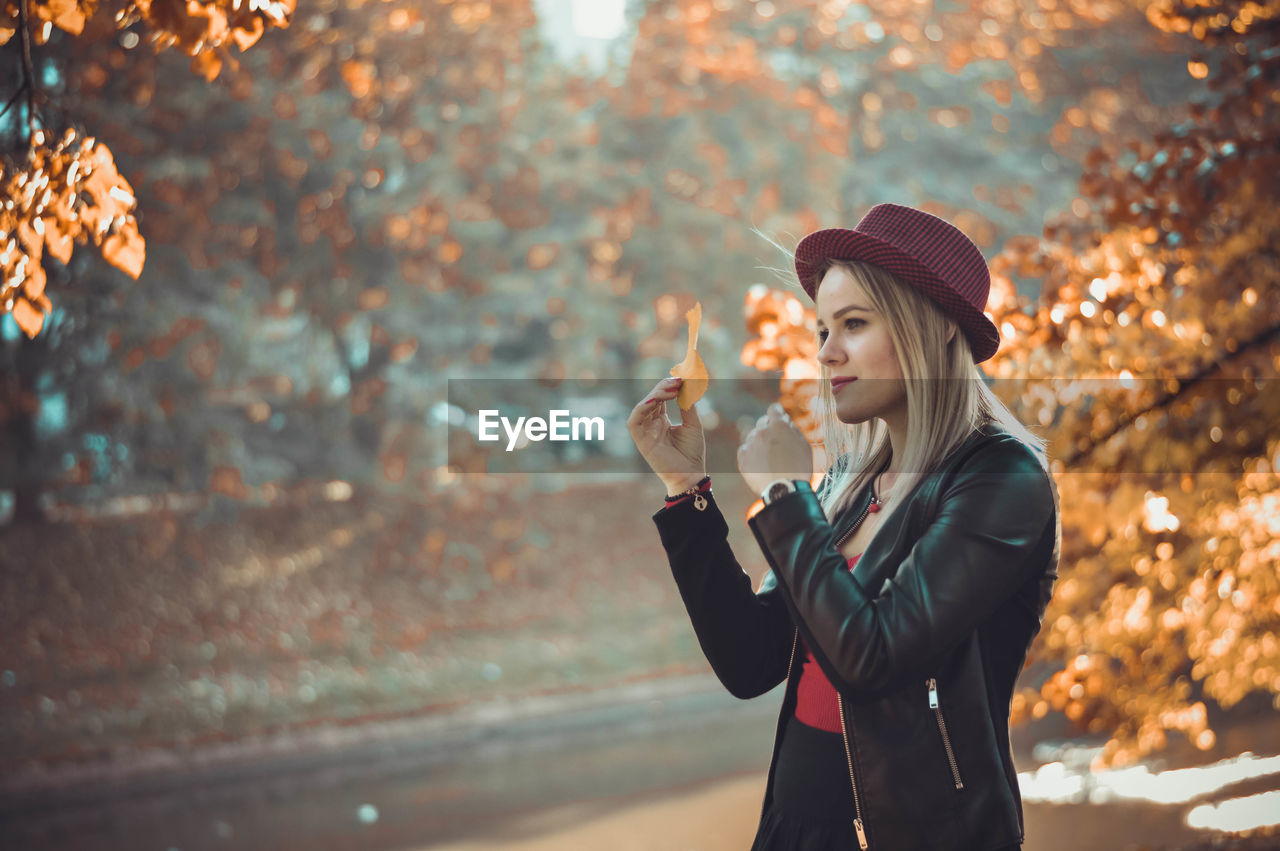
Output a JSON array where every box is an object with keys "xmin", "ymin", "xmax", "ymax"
[{"xmin": 816, "ymin": 304, "xmax": 871, "ymax": 328}]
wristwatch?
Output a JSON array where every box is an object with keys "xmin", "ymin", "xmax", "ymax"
[{"xmin": 762, "ymin": 478, "xmax": 805, "ymax": 505}]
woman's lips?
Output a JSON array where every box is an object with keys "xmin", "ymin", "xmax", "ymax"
[{"xmin": 831, "ymin": 377, "xmax": 857, "ymax": 391}]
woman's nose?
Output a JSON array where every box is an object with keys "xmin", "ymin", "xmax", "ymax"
[{"xmin": 817, "ymin": 336, "xmax": 843, "ymax": 365}]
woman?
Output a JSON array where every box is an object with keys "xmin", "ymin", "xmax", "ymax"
[{"xmin": 627, "ymin": 204, "xmax": 1060, "ymax": 850}]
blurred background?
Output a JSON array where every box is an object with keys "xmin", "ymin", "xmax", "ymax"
[{"xmin": 1, "ymin": 0, "xmax": 1278, "ymax": 848}]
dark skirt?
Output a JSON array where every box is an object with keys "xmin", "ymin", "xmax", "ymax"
[
  {"xmin": 750, "ymin": 715, "xmax": 860, "ymax": 850},
  {"xmin": 751, "ymin": 715, "xmax": 1022, "ymax": 850}
]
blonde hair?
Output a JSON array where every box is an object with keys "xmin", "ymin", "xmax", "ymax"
[{"xmin": 801, "ymin": 259, "xmax": 1048, "ymax": 524}]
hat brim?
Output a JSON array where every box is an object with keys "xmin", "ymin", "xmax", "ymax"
[{"xmin": 794, "ymin": 228, "xmax": 1000, "ymax": 363}]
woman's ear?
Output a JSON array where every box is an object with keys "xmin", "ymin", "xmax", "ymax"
[{"xmin": 946, "ymin": 319, "xmax": 957, "ymax": 344}]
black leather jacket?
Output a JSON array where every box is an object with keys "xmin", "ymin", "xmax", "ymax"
[{"xmin": 652, "ymin": 423, "xmax": 1060, "ymax": 850}]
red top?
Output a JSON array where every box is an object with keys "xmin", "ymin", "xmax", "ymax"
[{"xmin": 793, "ymin": 552, "xmax": 861, "ymax": 732}]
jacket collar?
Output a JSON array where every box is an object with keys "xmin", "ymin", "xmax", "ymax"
[{"xmin": 827, "ymin": 423, "xmax": 1001, "ymax": 553}]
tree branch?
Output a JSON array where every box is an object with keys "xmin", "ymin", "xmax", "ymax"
[
  {"xmin": 1059, "ymin": 319, "xmax": 1280, "ymax": 469},
  {"xmin": 0, "ymin": 0, "xmax": 40, "ymax": 145},
  {"xmin": 20, "ymin": 0, "xmax": 36, "ymax": 141}
]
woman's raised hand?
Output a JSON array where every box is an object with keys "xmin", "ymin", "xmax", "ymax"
[
  {"xmin": 737, "ymin": 403, "xmax": 815, "ymax": 498},
  {"xmin": 627, "ymin": 377, "xmax": 706, "ymax": 496}
]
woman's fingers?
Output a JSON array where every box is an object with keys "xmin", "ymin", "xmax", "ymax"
[
  {"xmin": 653, "ymin": 376, "xmax": 682, "ymax": 399},
  {"xmin": 627, "ymin": 378, "xmax": 684, "ymax": 432},
  {"xmin": 640, "ymin": 378, "xmax": 683, "ymax": 412}
]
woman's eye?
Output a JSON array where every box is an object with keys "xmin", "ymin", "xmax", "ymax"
[{"xmin": 819, "ymin": 319, "xmax": 862, "ymax": 342}]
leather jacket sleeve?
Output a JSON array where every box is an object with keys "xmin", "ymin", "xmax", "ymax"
[
  {"xmin": 747, "ymin": 437, "xmax": 1058, "ymax": 703},
  {"xmin": 652, "ymin": 494, "xmax": 795, "ymax": 700}
]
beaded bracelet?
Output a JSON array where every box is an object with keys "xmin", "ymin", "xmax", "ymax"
[{"xmin": 664, "ymin": 475, "xmax": 711, "ymax": 510}]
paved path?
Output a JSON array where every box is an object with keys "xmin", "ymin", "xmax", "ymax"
[
  {"xmin": 423, "ymin": 768, "xmax": 1222, "ymax": 851},
  {"xmin": 5, "ymin": 677, "xmax": 1276, "ymax": 851},
  {"xmin": 429, "ymin": 771, "xmax": 764, "ymax": 851}
]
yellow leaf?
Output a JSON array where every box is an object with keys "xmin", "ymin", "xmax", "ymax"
[
  {"xmin": 12, "ymin": 297, "xmax": 46, "ymax": 339},
  {"xmin": 102, "ymin": 226, "xmax": 146, "ymax": 279},
  {"xmin": 82, "ymin": 144, "xmax": 125, "ymax": 217},
  {"xmin": 203, "ymin": 5, "xmax": 229, "ymax": 44},
  {"xmin": 17, "ymin": 218, "xmax": 43, "ymax": 259},
  {"xmin": 22, "ymin": 261, "xmax": 47, "ymax": 300},
  {"xmin": 670, "ymin": 301, "xmax": 710, "ymax": 409},
  {"xmin": 45, "ymin": 217, "xmax": 74, "ymax": 264},
  {"xmin": 47, "ymin": 0, "xmax": 86, "ymax": 35},
  {"xmin": 191, "ymin": 49, "xmax": 223, "ymax": 82},
  {"xmin": 50, "ymin": 185, "xmax": 78, "ymax": 224},
  {"xmin": 232, "ymin": 17, "xmax": 264, "ymax": 51}
]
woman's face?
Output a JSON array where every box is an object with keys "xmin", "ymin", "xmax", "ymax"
[{"xmin": 815, "ymin": 264, "xmax": 907, "ymax": 426}]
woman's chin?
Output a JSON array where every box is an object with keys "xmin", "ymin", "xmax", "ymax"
[{"xmin": 833, "ymin": 407, "xmax": 871, "ymax": 425}]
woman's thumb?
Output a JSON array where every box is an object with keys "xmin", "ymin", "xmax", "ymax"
[{"xmin": 677, "ymin": 398, "xmax": 702, "ymax": 425}]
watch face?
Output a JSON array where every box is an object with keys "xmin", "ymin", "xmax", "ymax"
[{"xmin": 767, "ymin": 481, "xmax": 794, "ymax": 503}]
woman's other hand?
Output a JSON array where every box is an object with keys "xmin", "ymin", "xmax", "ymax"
[
  {"xmin": 627, "ymin": 377, "xmax": 707, "ymax": 496},
  {"xmin": 737, "ymin": 403, "xmax": 814, "ymax": 497}
]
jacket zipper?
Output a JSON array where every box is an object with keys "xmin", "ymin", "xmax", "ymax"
[
  {"xmin": 836, "ymin": 692, "xmax": 870, "ymax": 848},
  {"xmin": 787, "ymin": 627, "xmax": 868, "ymax": 846},
  {"xmin": 828, "ymin": 491, "xmax": 874, "ymax": 847},
  {"xmin": 785, "ymin": 627, "xmax": 798, "ymax": 680},
  {"xmin": 833, "ymin": 495, "xmax": 872, "ymax": 552},
  {"xmin": 927, "ymin": 677, "xmax": 964, "ymax": 790}
]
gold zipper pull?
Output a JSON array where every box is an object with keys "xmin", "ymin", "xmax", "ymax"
[
  {"xmin": 854, "ymin": 817, "xmax": 869, "ymax": 849},
  {"xmin": 693, "ymin": 493, "xmax": 707, "ymax": 511},
  {"xmin": 927, "ymin": 677, "xmax": 939, "ymax": 709}
]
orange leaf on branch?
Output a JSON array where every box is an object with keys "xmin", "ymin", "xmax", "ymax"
[
  {"xmin": 44, "ymin": 217, "xmax": 75, "ymax": 265},
  {"xmin": 11, "ymin": 296, "xmax": 48, "ymax": 338},
  {"xmin": 1, "ymin": 130, "xmax": 146, "ymax": 337},
  {"xmin": 191, "ymin": 47, "xmax": 224, "ymax": 82},
  {"xmin": 0, "ymin": 0, "xmax": 97, "ymax": 43},
  {"xmin": 102, "ymin": 225, "xmax": 146, "ymax": 279}
]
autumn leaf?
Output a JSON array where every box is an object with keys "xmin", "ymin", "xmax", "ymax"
[
  {"xmin": 670, "ymin": 301, "xmax": 709, "ymax": 410},
  {"xmin": 11, "ymin": 297, "xmax": 46, "ymax": 338},
  {"xmin": 21, "ymin": 260, "xmax": 48, "ymax": 301},
  {"xmin": 232, "ymin": 15, "xmax": 263, "ymax": 51},
  {"xmin": 1, "ymin": 131, "xmax": 146, "ymax": 336},
  {"xmin": 44, "ymin": 217, "xmax": 75, "ymax": 264},
  {"xmin": 102, "ymin": 226, "xmax": 146, "ymax": 279},
  {"xmin": 46, "ymin": 0, "xmax": 85, "ymax": 35},
  {"xmin": 192, "ymin": 49, "xmax": 223, "ymax": 82}
]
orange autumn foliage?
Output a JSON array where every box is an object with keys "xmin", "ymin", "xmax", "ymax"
[
  {"xmin": 0, "ymin": 0, "xmax": 291, "ymax": 338},
  {"xmin": 0, "ymin": 0, "xmax": 293, "ymax": 79},
  {"xmin": 1, "ymin": 129, "xmax": 144, "ymax": 337}
]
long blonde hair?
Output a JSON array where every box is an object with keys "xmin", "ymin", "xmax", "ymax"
[{"xmin": 804, "ymin": 259, "xmax": 1048, "ymax": 525}]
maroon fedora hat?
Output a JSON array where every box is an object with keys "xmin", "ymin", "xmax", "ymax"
[{"xmin": 794, "ymin": 203, "xmax": 1000, "ymax": 363}]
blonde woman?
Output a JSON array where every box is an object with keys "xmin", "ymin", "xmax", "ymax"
[{"xmin": 628, "ymin": 204, "xmax": 1060, "ymax": 850}]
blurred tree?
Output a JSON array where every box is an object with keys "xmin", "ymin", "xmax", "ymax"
[
  {"xmin": 984, "ymin": 0, "xmax": 1280, "ymax": 768},
  {"xmin": 1, "ymin": 0, "xmax": 293, "ymax": 519},
  {"xmin": 0, "ymin": 0, "xmax": 295, "ymax": 336},
  {"xmin": 4, "ymin": 0, "xmax": 1190, "ymax": 515}
]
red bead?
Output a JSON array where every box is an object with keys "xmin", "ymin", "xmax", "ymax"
[{"xmin": 868, "ymin": 502, "xmax": 881, "ymax": 512}]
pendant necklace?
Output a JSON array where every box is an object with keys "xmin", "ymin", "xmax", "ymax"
[
  {"xmin": 867, "ymin": 470, "xmax": 888, "ymax": 513},
  {"xmin": 835, "ymin": 469, "xmax": 890, "ymax": 551}
]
